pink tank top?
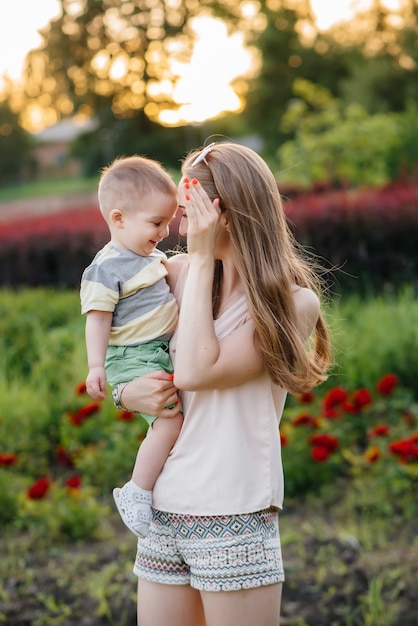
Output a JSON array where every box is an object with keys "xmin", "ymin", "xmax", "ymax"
[{"xmin": 152, "ymin": 262, "xmax": 287, "ymax": 515}]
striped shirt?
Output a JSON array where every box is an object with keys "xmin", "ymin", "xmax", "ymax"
[{"xmin": 80, "ymin": 243, "xmax": 178, "ymax": 346}]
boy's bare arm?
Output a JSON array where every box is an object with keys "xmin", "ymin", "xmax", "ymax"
[{"xmin": 85, "ymin": 310, "xmax": 113, "ymax": 400}]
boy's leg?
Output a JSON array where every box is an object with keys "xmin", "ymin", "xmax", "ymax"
[
  {"xmin": 113, "ymin": 412, "xmax": 183, "ymax": 538},
  {"xmin": 132, "ymin": 412, "xmax": 183, "ymax": 490}
]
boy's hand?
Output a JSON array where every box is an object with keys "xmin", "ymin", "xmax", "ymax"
[{"xmin": 86, "ymin": 367, "xmax": 107, "ymax": 401}]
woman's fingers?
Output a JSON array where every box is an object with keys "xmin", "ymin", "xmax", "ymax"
[
  {"xmin": 120, "ymin": 372, "xmax": 178, "ymax": 415},
  {"xmin": 185, "ymin": 184, "xmax": 221, "ymax": 238}
]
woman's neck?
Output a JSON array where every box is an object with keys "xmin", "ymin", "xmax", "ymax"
[{"xmin": 216, "ymin": 261, "xmax": 245, "ymax": 317}]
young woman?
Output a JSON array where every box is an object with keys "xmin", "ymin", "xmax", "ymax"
[{"xmin": 117, "ymin": 142, "xmax": 332, "ymax": 626}]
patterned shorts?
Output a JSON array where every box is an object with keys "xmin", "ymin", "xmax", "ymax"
[{"xmin": 133, "ymin": 508, "xmax": 284, "ymax": 592}]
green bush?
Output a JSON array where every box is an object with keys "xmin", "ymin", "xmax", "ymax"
[
  {"xmin": 277, "ymin": 80, "xmax": 418, "ymax": 187},
  {"xmin": 0, "ymin": 288, "xmax": 417, "ymax": 539}
]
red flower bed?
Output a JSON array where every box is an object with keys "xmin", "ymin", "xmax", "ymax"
[
  {"xmin": 0, "ymin": 199, "xmax": 185, "ymax": 288},
  {"xmin": 281, "ymin": 374, "xmax": 418, "ymax": 496},
  {"xmin": 283, "ymin": 179, "xmax": 418, "ymax": 294}
]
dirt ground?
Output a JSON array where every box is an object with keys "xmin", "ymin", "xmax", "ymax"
[{"xmin": 1, "ymin": 504, "xmax": 417, "ymax": 626}]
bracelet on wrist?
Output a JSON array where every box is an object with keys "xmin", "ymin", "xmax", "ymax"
[{"xmin": 112, "ymin": 382, "xmax": 134, "ymax": 412}]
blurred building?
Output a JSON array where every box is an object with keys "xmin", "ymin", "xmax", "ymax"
[{"xmin": 32, "ymin": 118, "xmax": 97, "ymax": 178}]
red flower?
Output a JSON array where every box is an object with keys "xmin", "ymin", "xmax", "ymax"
[
  {"xmin": 65, "ymin": 475, "xmax": 82, "ymax": 489},
  {"xmin": 352, "ymin": 388, "xmax": 373, "ymax": 409},
  {"xmin": 0, "ymin": 453, "xmax": 17, "ymax": 466},
  {"xmin": 342, "ymin": 401, "xmax": 361, "ymax": 414},
  {"xmin": 368, "ymin": 424, "xmax": 390, "ymax": 439},
  {"xmin": 77, "ymin": 402, "xmax": 101, "ymax": 418},
  {"xmin": 75, "ymin": 381, "xmax": 87, "ymax": 395},
  {"xmin": 376, "ymin": 374, "xmax": 398, "ymax": 396},
  {"xmin": 292, "ymin": 413, "xmax": 314, "ymax": 426},
  {"xmin": 323, "ymin": 387, "xmax": 348, "ymax": 410},
  {"xmin": 280, "ymin": 433, "xmax": 288, "ymax": 447},
  {"xmin": 389, "ymin": 435, "xmax": 418, "ymax": 463},
  {"xmin": 68, "ymin": 402, "xmax": 101, "ymax": 426},
  {"xmin": 117, "ymin": 410, "xmax": 136, "ymax": 422},
  {"xmin": 55, "ymin": 446, "xmax": 74, "ymax": 467},
  {"xmin": 298, "ymin": 391, "xmax": 315, "ymax": 404},
  {"xmin": 311, "ymin": 445, "xmax": 330, "ymax": 462},
  {"xmin": 364, "ymin": 446, "xmax": 381, "ymax": 463},
  {"xmin": 309, "ymin": 433, "xmax": 340, "ymax": 452},
  {"xmin": 27, "ymin": 476, "xmax": 51, "ymax": 499},
  {"xmin": 323, "ymin": 407, "xmax": 339, "ymax": 419}
]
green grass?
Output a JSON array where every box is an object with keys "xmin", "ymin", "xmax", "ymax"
[{"xmin": 0, "ymin": 176, "xmax": 99, "ymax": 202}]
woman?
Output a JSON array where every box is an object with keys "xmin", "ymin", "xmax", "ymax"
[{"xmin": 119, "ymin": 142, "xmax": 332, "ymax": 626}]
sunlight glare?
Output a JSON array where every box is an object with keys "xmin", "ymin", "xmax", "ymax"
[
  {"xmin": 159, "ymin": 17, "xmax": 256, "ymax": 125},
  {"xmin": 311, "ymin": 0, "xmax": 403, "ymax": 30},
  {"xmin": 0, "ymin": 0, "xmax": 61, "ymax": 89}
]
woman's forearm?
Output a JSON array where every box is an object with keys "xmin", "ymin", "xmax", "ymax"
[{"xmin": 174, "ymin": 257, "xmax": 219, "ymax": 387}]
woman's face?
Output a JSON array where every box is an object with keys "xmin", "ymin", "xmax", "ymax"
[{"xmin": 177, "ymin": 176, "xmax": 189, "ymax": 238}]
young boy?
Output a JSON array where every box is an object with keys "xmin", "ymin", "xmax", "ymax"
[{"xmin": 80, "ymin": 155, "xmax": 183, "ymax": 539}]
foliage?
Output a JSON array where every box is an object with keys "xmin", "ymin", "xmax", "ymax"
[
  {"xmin": 0, "ymin": 288, "xmax": 417, "ymax": 542},
  {"xmin": 11, "ymin": 0, "xmax": 416, "ymax": 171},
  {"xmin": 282, "ymin": 375, "xmax": 418, "ymax": 504},
  {"xmin": 19, "ymin": 0, "xmax": 243, "ymax": 167},
  {"xmin": 0, "ymin": 100, "xmax": 37, "ymax": 186},
  {"xmin": 283, "ymin": 179, "xmax": 418, "ymax": 295},
  {"xmin": 69, "ymin": 110, "xmax": 196, "ymax": 174},
  {"xmin": 277, "ymin": 80, "xmax": 418, "ymax": 187},
  {"xmin": 327, "ymin": 289, "xmax": 418, "ymax": 398},
  {"xmin": 2, "ymin": 178, "xmax": 417, "ymax": 295},
  {"xmin": 0, "ymin": 287, "xmax": 417, "ymax": 624},
  {"xmin": 241, "ymin": 4, "xmax": 357, "ymax": 158},
  {"xmin": 0, "ymin": 200, "xmax": 185, "ymax": 288}
]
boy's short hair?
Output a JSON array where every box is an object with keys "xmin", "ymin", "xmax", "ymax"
[{"xmin": 98, "ymin": 155, "xmax": 177, "ymax": 219}]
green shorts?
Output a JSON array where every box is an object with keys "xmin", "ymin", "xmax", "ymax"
[{"xmin": 105, "ymin": 340, "xmax": 174, "ymax": 426}]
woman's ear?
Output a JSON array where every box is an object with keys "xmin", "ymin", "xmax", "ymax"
[
  {"xmin": 219, "ymin": 207, "xmax": 230, "ymax": 232},
  {"xmin": 109, "ymin": 208, "xmax": 124, "ymax": 228}
]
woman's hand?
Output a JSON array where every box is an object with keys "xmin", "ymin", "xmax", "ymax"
[
  {"xmin": 183, "ymin": 178, "xmax": 221, "ymax": 258},
  {"xmin": 120, "ymin": 371, "xmax": 181, "ymax": 418}
]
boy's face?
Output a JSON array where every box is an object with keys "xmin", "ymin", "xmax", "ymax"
[{"xmin": 112, "ymin": 191, "xmax": 178, "ymax": 256}]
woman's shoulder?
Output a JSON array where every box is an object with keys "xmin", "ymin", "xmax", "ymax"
[{"xmin": 292, "ymin": 286, "xmax": 320, "ymax": 340}]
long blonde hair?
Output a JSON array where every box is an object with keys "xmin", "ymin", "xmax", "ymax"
[{"xmin": 182, "ymin": 142, "xmax": 331, "ymax": 394}]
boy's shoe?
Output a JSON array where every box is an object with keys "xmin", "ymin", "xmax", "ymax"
[{"xmin": 113, "ymin": 480, "xmax": 152, "ymax": 538}]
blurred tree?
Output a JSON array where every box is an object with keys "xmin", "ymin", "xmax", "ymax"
[
  {"xmin": 0, "ymin": 98, "xmax": 37, "ymax": 187},
  {"xmin": 240, "ymin": 1, "xmax": 360, "ymax": 159},
  {"xmin": 329, "ymin": 0, "xmax": 418, "ymax": 113},
  {"xmin": 276, "ymin": 78, "xmax": 418, "ymax": 188},
  {"xmin": 20, "ymin": 0, "xmax": 245, "ymax": 170},
  {"xmin": 16, "ymin": 0, "xmax": 418, "ymax": 174}
]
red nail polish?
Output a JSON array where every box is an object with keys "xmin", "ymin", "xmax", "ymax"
[
  {"xmin": 184, "ymin": 178, "xmax": 189, "ymax": 183},
  {"xmin": 167, "ymin": 373, "xmax": 174, "ymax": 380},
  {"xmin": 192, "ymin": 178, "xmax": 198, "ymax": 185},
  {"xmin": 185, "ymin": 194, "xmax": 190, "ymax": 201},
  {"xmin": 185, "ymin": 183, "xmax": 190, "ymax": 189}
]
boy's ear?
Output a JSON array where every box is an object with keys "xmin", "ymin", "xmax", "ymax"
[{"xmin": 109, "ymin": 208, "xmax": 124, "ymax": 228}]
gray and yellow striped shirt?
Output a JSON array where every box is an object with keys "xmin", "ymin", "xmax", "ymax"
[{"xmin": 80, "ymin": 243, "xmax": 178, "ymax": 346}]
